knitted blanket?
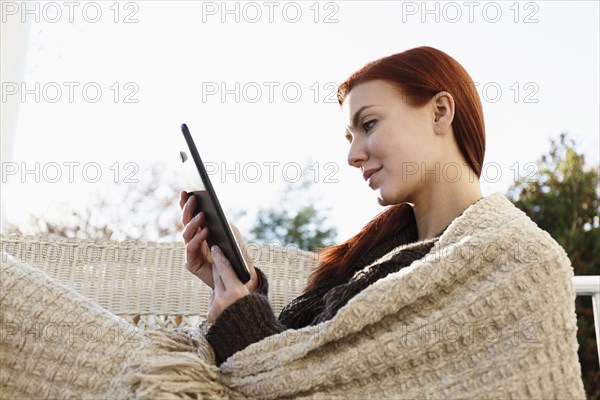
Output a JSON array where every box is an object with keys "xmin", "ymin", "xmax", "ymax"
[{"xmin": 0, "ymin": 192, "xmax": 586, "ymax": 399}]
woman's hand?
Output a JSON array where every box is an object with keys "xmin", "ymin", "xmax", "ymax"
[
  {"xmin": 207, "ymin": 245, "xmax": 250, "ymax": 323},
  {"xmin": 179, "ymin": 191, "xmax": 259, "ymax": 291}
]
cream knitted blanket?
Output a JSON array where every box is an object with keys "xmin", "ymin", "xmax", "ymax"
[{"xmin": 0, "ymin": 192, "xmax": 586, "ymax": 399}]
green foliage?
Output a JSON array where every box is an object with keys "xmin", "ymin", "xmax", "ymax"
[
  {"xmin": 507, "ymin": 132, "xmax": 599, "ymax": 399},
  {"xmin": 249, "ymin": 173, "xmax": 338, "ymax": 252}
]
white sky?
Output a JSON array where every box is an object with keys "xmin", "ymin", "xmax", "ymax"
[{"xmin": 2, "ymin": 0, "xmax": 599, "ymax": 243}]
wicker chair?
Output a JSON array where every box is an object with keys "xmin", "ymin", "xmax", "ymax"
[{"xmin": 0, "ymin": 234, "xmax": 319, "ymax": 330}]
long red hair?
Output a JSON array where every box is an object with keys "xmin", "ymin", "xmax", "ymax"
[{"xmin": 305, "ymin": 46, "xmax": 486, "ymax": 291}]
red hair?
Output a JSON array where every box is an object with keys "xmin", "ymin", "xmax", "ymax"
[{"xmin": 305, "ymin": 46, "xmax": 486, "ymax": 291}]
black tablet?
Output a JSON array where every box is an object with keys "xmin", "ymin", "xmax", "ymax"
[{"xmin": 179, "ymin": 123, "xmax": 251, "ymax": 283}]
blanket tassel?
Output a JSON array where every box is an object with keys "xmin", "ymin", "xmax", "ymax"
[{"xmin": 113, "ymin": 328, "xmax": 238, "ymax": 400}]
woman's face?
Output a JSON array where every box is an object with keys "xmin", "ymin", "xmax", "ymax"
[{"xmin": 342, "ymin": 79, "xmax": 446, "ymax": 206}]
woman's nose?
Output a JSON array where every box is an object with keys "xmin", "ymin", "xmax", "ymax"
[{"xmin": 347, "ymin": 138, "xmax": 368, "ymax": 169}]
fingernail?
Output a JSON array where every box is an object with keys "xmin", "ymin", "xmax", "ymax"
[{"xmin": 211, "ymin": 245, "xmax": 217, "ymax": 253}]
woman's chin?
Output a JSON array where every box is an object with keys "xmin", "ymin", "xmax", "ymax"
[
  {"xmin": 376, "ymin": 190, "xmax": 391, "ymax": 206},
  {"xmin": 376, "ymin": 187, "xmax": 408, "ymax": 207}
]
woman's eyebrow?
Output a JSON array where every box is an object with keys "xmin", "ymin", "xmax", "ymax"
[
  {"xmin": 350, "ymin": 105, "xmax": 379, "ymax": 129},
  {"xmin": 344, "ymin": 130, "xmax": 352, "ymax": 142},
  {"xmin": 344, "ymin": 104, "xmax": 380, "ymax": 139}
]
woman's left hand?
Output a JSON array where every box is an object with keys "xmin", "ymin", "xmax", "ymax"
[{"xmin": 206, "ymin": 245, "xmax": 250, "ymax": 323}]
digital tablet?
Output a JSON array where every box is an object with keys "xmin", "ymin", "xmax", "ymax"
[{"xmin": 179, "ymin": 123, "xmax": 251, "ymax": 283}]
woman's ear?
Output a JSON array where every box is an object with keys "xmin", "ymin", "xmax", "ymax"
[{"xmin": 432, "ymin": 91, "xmax": 455, "ymax": 135}]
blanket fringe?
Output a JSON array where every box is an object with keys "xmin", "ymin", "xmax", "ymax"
[{"xmin": 118, "ymin": 328, "xmax": 239, "ymax": 400}]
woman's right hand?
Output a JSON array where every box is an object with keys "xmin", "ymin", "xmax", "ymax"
[
  {"xmin": 179, "ymin": 191, "xmax": 260, "ymax": 292},
  {"xmin": 180, "ymin": 191, "xmax": 214, "ymax": 288}
]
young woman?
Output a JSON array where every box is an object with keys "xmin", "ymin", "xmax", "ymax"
[
  {"xmin": 180, "ymin": 46, "xmax": 486, "ymax": 364},
  {"xmin": 1, "ymin": 46, "xmax": 584, "ymax": 399},
  {"xmin": 179, "ymin": 47, "xmax": 585, "ymax": 399}
]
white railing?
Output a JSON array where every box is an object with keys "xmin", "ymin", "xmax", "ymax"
[
  {"xmin": 0, "ymin": 12, "xmax": 32, "ymax": 232},
  {"xmin": 572, "ymin": 275, "xmax": 600, "ymax": 367}
]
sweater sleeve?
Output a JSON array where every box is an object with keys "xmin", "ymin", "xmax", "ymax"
[
  {"xmin": 206, "ymin": 292, "xmax": 287, "ymax": 365},
  {"xmin": 253, "ymin": 266, "xmax": 269, "ymax": 297}
]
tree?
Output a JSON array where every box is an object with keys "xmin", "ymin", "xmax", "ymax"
[
  {"xmin": 249, "ymin": 171, "xmax": 338, "ymax": 253},
  {"xmin": 507, "ymin": 132, "xmax": 599, "ymax": 399},
  {"xmin": 6, "ymin": 162, "xmax": 184, "ymax": 242},
  {"xmin": 6, "ymin": 160, "xmax": 339, "ymax": 254}
]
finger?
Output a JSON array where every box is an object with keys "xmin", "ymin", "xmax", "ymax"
[
  {"xmin": 230, "ymin": 223, "xmax": 252, "ymax": 261},
  {"xmin": 179, "ymin": 191, "xmax": 188, "ymax": 210},
  {"xmin": 212, "ymin": 257, "xmax": 225, "ymax": 292},
  {"xmin": 211, "ymin": 246, "xmax": 239, "ymax": 288},
  {"xmin": 182, "ymin": 195, "xmax": 197, "ymax": 225},
  {"xmin": 185, "ymin": 226, "xmax": 209, "ymax": 255},
  {"xmin": 182, "ymin": 212, "xmax": 206, "ymax": 243}
]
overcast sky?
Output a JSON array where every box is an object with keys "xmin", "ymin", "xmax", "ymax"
[{"xmin": 2, "ymin": 0, "xmax": 599, "ymax": 242}]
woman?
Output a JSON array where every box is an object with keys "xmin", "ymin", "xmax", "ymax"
[
  {"xmin": 178, "ymin": 46, "xmax": 585, "ymax": 398},
  {"xmin": 0, "ymin": 46, "xmax": 585, "ymax": 399},
  {"xmin": 181, "ymin": 46, "xmax": 484, "ymax": 362}
]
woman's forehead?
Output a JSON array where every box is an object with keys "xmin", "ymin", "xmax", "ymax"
[
  {"xmin": 345, "ymin": 80, "xmax": 401, "ymax": 107},
  {"xmin": 342, "ymin": 81, "xmax": 402, "ymax": 119}
]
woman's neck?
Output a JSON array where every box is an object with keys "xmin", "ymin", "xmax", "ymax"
[{"xmin": 411, "ymin": 179, "xmax": 483, "ymax": 241}]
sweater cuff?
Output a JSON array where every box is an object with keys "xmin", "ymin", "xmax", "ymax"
[
  {"xmin": 254, "ymin": 266, "xmax": 269, "ymax": 297},
  {"xmin": 206, "ymin": 292, "xmax": 285, "ymax": 366}
]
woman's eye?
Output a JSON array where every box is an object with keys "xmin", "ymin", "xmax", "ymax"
[{"xmin": 362, "ymin": 119, "xmax": 377, "ymax": 133}]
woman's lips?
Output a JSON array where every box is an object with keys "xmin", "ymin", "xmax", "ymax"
[
  {"xmin": 364, "ymin": 169, "xmax": 381, "ymax": 187},
  {"xmin": 363, "ymin": 168, "xmax": 380, "ymax": 181}
]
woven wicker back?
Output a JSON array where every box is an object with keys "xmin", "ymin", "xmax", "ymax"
[{"xmin": 0, "ymin": 235, "xmax": 319, "ymax": 329}]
